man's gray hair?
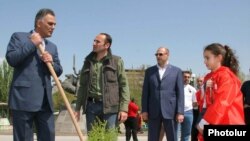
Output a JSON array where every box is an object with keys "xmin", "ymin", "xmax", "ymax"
[{"xmin": 34, "ymin": 8, "xmax": 55, "ymax": 28}]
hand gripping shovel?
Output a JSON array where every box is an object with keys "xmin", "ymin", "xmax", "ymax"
[{"xmin": 37, "ymin": 44, "xmax": 84, "ymax": 141}]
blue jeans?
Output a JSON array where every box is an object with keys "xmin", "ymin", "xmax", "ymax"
[
  {"xmin": 85, "ymin": 101, "xmax": 118, "ymax": 133},
  {"xmin": 177, "ymin": 110, "xmax": 193, "ymax": 141}
]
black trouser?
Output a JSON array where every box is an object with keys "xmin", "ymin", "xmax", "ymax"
[
  {"xmin": 124, "ymin": 117, "xmax": 138, "ymax": 141},
  {"xmin": 244, "ymin": 107, "xmax": 250, "ymax": 125},
  {"xmin": 191, "ymin": 109, "xmax": 199, "ymax": 141}
]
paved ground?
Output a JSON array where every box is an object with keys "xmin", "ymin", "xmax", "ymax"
[
  {"xmin": 0, "ymin": 109, "xmax": 153, "ymax": 140},
  {"xmin": 0, "ymin": 126, "xmax": 150, "ymax": 141},
  {"xmin": 0, "ymin": 134, "xmax": 149, "ymax": 141}
]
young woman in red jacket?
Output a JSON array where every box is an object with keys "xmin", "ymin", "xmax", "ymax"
[{"xmin": 196, "ymin": 43, "xmax": 245, "ymax": 141}]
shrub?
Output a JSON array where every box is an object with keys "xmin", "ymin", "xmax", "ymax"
[
  {"xmin": 52, "ymin": 91, "xmax": 76, "ymax": 111},
  {"xmin": 87, "ymin": 118, "xmax": 118, "ymax": 141}
]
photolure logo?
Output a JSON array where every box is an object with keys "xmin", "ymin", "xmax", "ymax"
[{"xmin": 204, "ymin": 125, "xmax": 250, "ymax": 141}]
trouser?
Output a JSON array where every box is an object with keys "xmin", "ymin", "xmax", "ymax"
[
  {"xmin": 148, "ymin": 113, "xmax": 177, "ymax": 141},
  {"xmin": 244, "ymin": 107, "xmax": 250, "ymax": 125},
  {"xmin": 177, "ymin": 110, "xmax": 193, "ymax": 141},
  {"xmin": 12, "ymin": 94, "xmax": 54, "ymax": 141},
  {"xmin": 191, "ymin": 109, "xmax": 199, "ymax": 141},
  {"xmin": 196, "ymin": 108, "xmax": 207, "ymax": 141},
  {"xmin": 124, "ymin": 117, "xmax": 138, "ymax": 141},
  {"xmin": 196, "ymin": 108, "xmax": 206, "ymax": 125},
  {"xmin": 85, "ymin": 100, "xmax": 118, "ymax": 132}
]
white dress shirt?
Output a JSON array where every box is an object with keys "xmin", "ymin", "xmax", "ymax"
[{"xmin": 157, "ymin": 62, "xmax": 168, "ymax": 80}]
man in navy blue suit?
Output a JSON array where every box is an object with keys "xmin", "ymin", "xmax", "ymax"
[
  {"xmin": 141, "ymin": 47, "xmax": 184, "ymax": 141},
  {"xmin": 5, "ymin": 8, "xmax": 63, "ymax": 141}
]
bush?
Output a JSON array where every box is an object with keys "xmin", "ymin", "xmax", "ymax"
[
  {"xmin": 52, "ymin": 91, "xmax": 76, "ymax": 111},
  {"xmin": 87, "ymin": 118, "xmax": 118, "ymax": 141}
]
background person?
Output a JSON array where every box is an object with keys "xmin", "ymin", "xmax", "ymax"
[
  {"xmin": 124, "ymin": 98, "xmax": 139, "ymax": 141},
  {"xmin": 177, "ymin": 71, "xmax": 197, "ymax": 141},
  {"xmin": 137, "ymin": 111, "xmax": 144, "ymax": 134},
  {"xmin": 191, "ymin": 76, "xmax": 204, "ymax": 141},
  {"xmin": 141, "ymin": 47, "xmax": 184, "ymax": 141}
]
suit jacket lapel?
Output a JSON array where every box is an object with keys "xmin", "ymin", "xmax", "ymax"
[
  {"xmin": 162, "ymin": 64, "xmax": 171, "ymax": 80},
  {"xmin": 26, "ymin": 31, "xmax": 40, "ymax": 59},
  {"xmin": 153, "ymin": 66, "xmax": 161, "ymax": 82},
  {"xmin": 44, "ymin": 39, "xmax": 52, "ymax": 53},
  {"xmin": 44, "ymin": 39, "xmax": 48, "ymax": 50}
]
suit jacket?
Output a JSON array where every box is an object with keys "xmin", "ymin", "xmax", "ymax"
[
  {"xmin": 141, "ymin": 64, "xmax": 184, "ymax": 119},
  {"xmin": 5, "ymin": 31, "xmax": 63, "ymax": 112}
]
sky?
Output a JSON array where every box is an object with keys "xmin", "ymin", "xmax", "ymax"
[{"xmin": 1, "ymin": 0, "xmax": 250, "ymax": 80}]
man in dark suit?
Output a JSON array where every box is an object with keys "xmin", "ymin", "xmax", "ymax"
[
  {"xmin": 141, "ymin": 47, "xmax": 184, "ymax": 141},
  {"xmin": 5, "ymin": 8, "xmax": 63, "ymax": 141}
]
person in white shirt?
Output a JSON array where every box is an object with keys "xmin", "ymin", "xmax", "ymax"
[
  {"xmin": 191, "ymin": 76, "xmax": 204, "ymax": 141},
  {"xmin": 177, "ymin": 71, "xmax": 197, "ymax": 141}
]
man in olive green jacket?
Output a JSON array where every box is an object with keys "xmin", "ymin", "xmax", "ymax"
[{"xmin": 74, "ymin": 33, "xmax": 130, "ymax": 132}]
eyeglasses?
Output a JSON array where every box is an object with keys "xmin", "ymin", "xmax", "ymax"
[{"xmin": 155, "ymin": 53, "xmax": 166, "ymax": 56}]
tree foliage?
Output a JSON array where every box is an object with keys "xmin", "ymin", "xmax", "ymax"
[
  {"xmin": 52, "ymin": 91, "xmax": 76, "ymax": 111},
  {"xmin": 0, "ymin": 60, "xmax": 13, "ymax": 103},
  {"xmin": 126, "ymin": 66, "xmax": 146, "ymax": 109}
]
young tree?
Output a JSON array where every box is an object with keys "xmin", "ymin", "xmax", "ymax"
[{"xmin": 0, "ymin": 59, "xmax": 13, "ymax": 103}]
